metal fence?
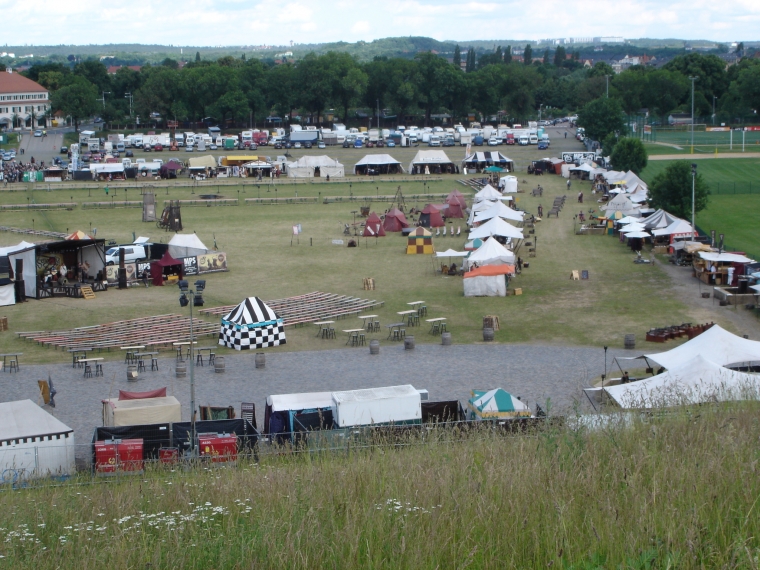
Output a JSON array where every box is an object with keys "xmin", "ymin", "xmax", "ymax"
[{"xmin": 707, "ymin": 181, "xmax": 760, "ymax": 195}]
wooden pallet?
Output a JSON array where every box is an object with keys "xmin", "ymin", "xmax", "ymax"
[{"xmin": 80, "ymin": 285, "xmax": 96, "ymax": 300}]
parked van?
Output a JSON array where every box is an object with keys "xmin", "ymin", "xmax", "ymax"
[
  {"xmin": 105, "ymin": 244, "xmax": 147, "ymax": 266},
  {"xmin": 518, "ymin": 135, "xmax": 529, "ymax": 146},
  {"xmin": 429, "ymin": 135, "xmax": 441, "ymax": 147},
  {"xmin": 529, "ymin": 135, "xmax": 538, "ymax": 145},
  {"xmin": 116, "ymin": 142, "xmax": 125, "ymax": 152}
]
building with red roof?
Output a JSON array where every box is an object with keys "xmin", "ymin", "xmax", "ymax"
[{"xmin": 0, "ymin": 69, "xmax": 49, "ymax": 128}]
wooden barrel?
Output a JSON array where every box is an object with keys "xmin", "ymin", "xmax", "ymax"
[
  {"xmin": 255, "ymin": 353, "xmax": 266, "ymax": 369},
  {"xmin": 624, "ymin": 334, "xmax": 635, "ymax": 349},
  {"xmin": 214, "ymin": 356, "xmax": 225, "ymax": 374},
  {"xmin": 404, "ymin": 336, "xmax": 415, "ymax": 350},
  {"xmin": 441, "ymin": 332, "xmax": 452, "ymax": 346},
  {"xmin": 176, "ymin": 362, "xmax": 186, "ymax": 378},
  {"xmin": 483, "ymin": 327, "xmax": 494, "ymax": 342},
  {"xmin": 369, "ymin": 339, "xmax": 380, "ymax": 355},
  {"xmin": 127, "ymin": 365, "xmax": 138, "ymax": 382}
]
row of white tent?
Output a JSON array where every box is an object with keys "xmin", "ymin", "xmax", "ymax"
[{"xmin": 587, "ymin": 325, "xmax": 760, "ymax": 409}]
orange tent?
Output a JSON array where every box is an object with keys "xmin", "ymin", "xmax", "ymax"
[
  {"xmin": 383, "ymin": 207, "xmax": 408, "ymax": 232},
  {"xmin": 65, "ymin": 230, "xmax": 92, "ymax": 240}
]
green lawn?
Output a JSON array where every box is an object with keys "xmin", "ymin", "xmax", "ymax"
[
  {"xmin": 0, "ymin": 170, "xmax": 703, "ymax": 365},
  {"xmin": 695, "ymin": 194, "xmax": 760, "ymax": 258},
  {"xmin": 640, "ymin": 157, "xmax": 760, "ymax": 194}
]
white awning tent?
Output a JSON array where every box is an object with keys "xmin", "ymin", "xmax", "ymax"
[
  {"xmin": 498, "ymin": 175, "xmax": 518, "ymax": 193},
  {"xmin": 187, "ymin": 155, "xmax": 218, "ymax": 170},
  {"xmin": 465, "ymin": 238, "xmax": 515, "ymax": 268},
  {"xmin": 698, "ymin": 252, "xmax": 756, "ymax": 264},
  {"xmin": 602, "ymin": 355, "xmax": 760, "ymax": 409},
  {"xmin": 435, "ymin": 249, "xmax": 468, "ymax": 258},
  {"xmin": 407, "ymin": 150, "xmax": 453, "ymax": 173},
  {"xmin": 651, "ymin": 219, "xmax": 694, "ymax": 237},
  {"xmin": 643, "ymin": 210, "xmax": 680, "ymax": 230},
  {"xmin": 603, "ymin": 193, "xmax": 638, "ymax": 213},
  {"xmin": 0, "ymin": 400, "xmax": 76, "ymax": 480},
  {"xmin": 473, "ymin": 184, "xmax": 504, "ymax": 202},
  {"xmin": 617, "ymin": 216, "xmax": 642, "ymax": 224},
  {"xmin": 168, "ymin": 233, "xmax": 210, "ymax": 258},
  {"xmin": 353, "ymin": 154, "xmax": 405, "ymax": 174},
  {"xmin": 287, "ymin": 155, "xmax": 344, "ymax": 178},
  {"xmin": 89, "ymin": 163, "xmax": 125, "ymax": 174},
  {"xmin": 468, "ymin": 216, "xmax": 524, "ymax": 240},
  {"xmin": 472, "ymin": 201, "xmax": 525, "ymax": 225},
  {"xmin": 618, "ymin": 325, "xmax": 760, "ymax": 371}
]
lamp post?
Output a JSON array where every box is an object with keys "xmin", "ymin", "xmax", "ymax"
[
  {"xmin": 712, "ymin": 96, "xmax": 717, "ymax": 126},
  {"xmin": 178, "ymin": 279, "xmax": 206, "ymax": 456},
  {"xmin": 691, "ymin": 163, "xmax": 697, "ymax": 240},
  {"xmin": 538, "ymin": 104, "xmax": 544, "ymax": 122},
  {"xmin": 125, "ymin": 92, "xmax": 133, "ymax": 117},
  {"xmin": 689, "ymin": 76, "xmax": 698, "ymax": 153}
]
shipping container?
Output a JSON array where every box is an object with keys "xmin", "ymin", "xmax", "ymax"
[{"xmin": 331, "ymin": 385, "xmax": 421, "ymax": 428}]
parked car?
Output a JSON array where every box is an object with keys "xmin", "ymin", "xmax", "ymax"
[
  {"xmin": 125, "ymin": 150, "xmax": 134, "ymax": 157},
  {"xmin": 293, "ymin": 142, "xmax": 302, "ymax": 149},
  {"xmin": 303, "ymin": 141, "xmax": 312, "ymax": 149},
  {"xmin": 209, "ymin": 144, "xmax": 218, "ymax": 150},
  {"xmin": 2, "ymin": 152, "xmax": 13, "ymax": 161},
  {"xmin": 154, "ymin": 144, "xmax": 163, "ymax": 152},
  {"xmin": 487, "ymin": 137, "xmax": 499, "ymax": 146},
  {"xmin": 442, "ymin": 138, "xmax": 455, "ymax": 147},
  {"xmin": 60, "ymin": 146, "xmax": 68, "ymax": 154},
  {"xmin": 185, "ymin": 145, "xmax": 194, "ymax": 152},
  {"xmin": 284, "ymin": 142, "xmax": 292, "ymax": 149},
  {"xmin": 386, "ymin": 140, "xmax": 396, "ymax": 148},
  {"xmin": 376, "ymin": 140, "xmax": 384, "ymax": 148},
  {"xmin": 274, "ymin": 142, "xmax": 283, "ymax": 149},
  {"xmin": 143, "ymin": 144, "xmax": 152, "ymax": 152},
  {"xmin": 93, "ymin": 117, "xmax": 103, "ymax": 123},
  {"xmin": 366, "ymin": 141, "xmax": 375, "ymax": 148},
  {"xmin": 537, "ymin": 141, "xmax": 549, "ymax": 150},
  {"xmin": 317, "ymin": 141, "xmax": 326, "ymax": 149},
  {"xmin": 342, "ymin": 140, "xmax": 351, "ymax": 148},
  {"xmin": 34, "ymin": 129, "xmax": 42, "ymax": 137}
]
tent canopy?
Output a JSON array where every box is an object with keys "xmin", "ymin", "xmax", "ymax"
[
  {"xmin": 467, "ymin": 388, "xmax": 530, "ymax": 418},
  {"xmin": 407, "ymin": 150, "xmax": 453, "ymax": 172},
  {"xmin": 472, "ymin": 201, "xmax": 524, "ymax": 224},
  {"xmin": 651, "ymin": 219, "xmax": 694, "ymax": 237},
  {"xmin": 464, "ymin": 264, "xmax": 514, "ymax": 277},
  {"xmin": 287, "ymin": 155, "xmax": 344, "ymax": 178},
  {"xmin": 467, "ymin": 237, "xmax": 516, "ymax": 266},
  {"xmin": 0, "ymin": 399, "xmax": 73, "ymax": 440},
  {"xmin": 353, "ymin": 154, "xmax": 404, "ymax": 174},
  {"xmin": 698, "ymin": 252, "xmax": 755, "ymax": 264},
  {"xmin": 168, "ymin": 233, "xmax": 209, "ymax": 258},
  {"xmin": 362, "ymin": 212, "xmax": 386, "ymax": 237},
  {"xmin": 446, "ymin": 189, "xmax": 467, "ymax": 208},
  {"xmin": 473, "ymin": 184, "xmax": 503, "ymax": 202},
  {"xmin": 468, "ymin": 216, "xmax": 523, "ymax": 240},
  {"xmin": 383, "ymin": 207, "xmax": 408, "ymax": 232},
  {"xmin": 463, "ymin": 151, "xmax": 514, "ymax": 171},
  {"xmin": 187, "ymin": 155, "xmax": 218, "ymax": 169},
  {"xmin": 419, "ymin": 204, "xmax": 445, "ymax": 228},
  {"xmin": 219, "ymin": 296, "xmax": 286, "ymax": 350},
  {"xmin": 435, "ymin": 249, "xmax": 467, "ymax": 257},
  {"xmin": 150, "ymin": 251, "xmax": 183, "ymax": 286},
  {"xmin": 604, "ymin": 355, "xmax": 760, "ymax": 409}
]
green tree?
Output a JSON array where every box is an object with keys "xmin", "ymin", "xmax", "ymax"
[
  {"xmin": 504, "ymin": 46, "xmax": 512, "ymax": 64},
  {"xmin": 465, "ymin": 47, "xmax": 476, "ymax": 73},
  {"xmin": 50, "ymin": 76, "xmax": 98, "ymax": 132},
  {"xmin": 553, "ymin": 47, "xmax": 566, "ymax": 67},
  {"xmin": 238, "ymin": 59, "xmax": 267, "ymax": 125},
  {"xmin": 609, "ymin": 137, "xmax": 648, "ymax": 173},
  {"xmin": 649, "ymin": 161, "xmax": 709, "ymax": 220},
  {"xmin": 414, "ymin": 52, "xmax": 450, "ymax": 125},
  {"xmin": 36, "ymin": 71, "xmax": 66, "ymax": 91},
  {"xmin": 134, "ymin": 67, "xmax": 180, "ymax": 122},
  {"xmin": 577, "ymin": 96, "xmax": 626, "ymax": 141},
  {"xmin": 733, "ymin": 64, "xmax": 760, "ymax": 114},
  {"xmin": 297, "ymin": 53, "xmax": 334, "ymax": 124},
  {"xmin": 543, "ymin": 49, "xmax": 550, "ymax": 65},
  {"xmin": 386, "ymin": 59, "xmax": 417, "ymax": 124},
  {"xmin": 73, "ymin": 60, "xmax": 112, "ymax": 94},
  {"xmin": 523, "ymin": 44, "xmax": 532, "ymax": 65},
  {"xmin": 195, "ymin": 51, "xmax": 201, "ymax": 63},
  {"xmin": 213, "ymin": 89, "xmax": 249, "ymax": 125},
  {"xmin": 266, "ymin": 63, "xmax": 296, "ymax": 120},
  {"xmin": 453, "ymin": 45, "xmax": 461, "ymax": 69},
  {"xmin": 587, "ymin": 61, "xmax": 614, "ymax": 78}
]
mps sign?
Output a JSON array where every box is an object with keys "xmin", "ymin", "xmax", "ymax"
[{"xmin": 562, "ymin": 151, "xmax": 597, "ymax": 164}]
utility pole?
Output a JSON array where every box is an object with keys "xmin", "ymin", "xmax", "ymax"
[
  {"xmin": 689, "ymin": 76, "xmax": 698, "ymax": 153},
  {"xmin": 377, "ymin": 99, "xmax": 380, "ymax": 131},
  {"xmin": 712, "ymin": 95, "xmax": 717, "ymax": 126},
  {"xmin": 691, "ymin": 163, "xmax": 697, "ymax": 241},
  {"xmin": 124, "ymin": 92, "xmax": 133, "ymax": 117},
  {"xmin": 97, "ymin": 91, "xmax": 111, "ymax": 111}
]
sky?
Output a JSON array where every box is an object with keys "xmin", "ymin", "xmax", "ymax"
[{"xmin": 2, "ymin": 0, "xmax": 759, "ymax": 47}]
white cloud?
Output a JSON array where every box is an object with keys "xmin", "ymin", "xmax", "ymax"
[{"xmin": 1, "ymin": 0, "xmax": 758, "ymax": 47}]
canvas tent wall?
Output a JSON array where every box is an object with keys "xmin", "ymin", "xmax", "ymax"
[
  {"xmin": 463, "ymin": 265, "xmax": 512, "ymax": 297},
  {"xmin": 468, "ymin": 217, "xmax": 524, "ymax": 241},
  {"xmin": 362, "ymin": 212, "xmax": 386, "ymax": 237},
  {"xmin": 602, "ymin": 355, "xmax": 760, "ymax": 409},
  {"xmin": 467, "ymin": 388, "xmax": 531, "ymax": 419},
  {"xmin": 168, "ymin": 233, "xmax": 209, "ymax": 259},
  {"xmin": 383, "ymin": 208, "xmax": 408, "ymax": 232},
  {"xmin": 353, "ymin": 154, "xmax": 404, "ymax": 175},
  {"xmin": 419, "ymin": 204, "xmax": 445, "ymax": 228},
  {"xmin": 219, "ymin": 297, "xmax": 286, "ymax": 350},
  {"xmin": 498, "ymin": 175, "xmax": 518, "ymax": 193},
  {"xmin": 406, "ymin": 227, "xmax": 434, "ymax": 254},
  {"xmin": 0, "ymin": 400, "xmax": 76, "ymax": 480},
  {"xmin": 0, "ymin": 241, "xmax": 34, "ymax": 306},
  {"xmin": 465, "ymin": 238, "xmax": 516, "ymax": 268},
  {"xmin": 472, "ymin": 201, "xmax": 524, "ymax": 225},
  {"xmin": 102, "ymin": 396, "xmax": 182, "ymax": 427},
  {"xmin": 473, "ymin": 184, "xmax": 505, "ymax": 203},
  {"xmin": 287, "ymin": 155, "xmax": 344, "ymax": 178},
  {"xmin": 408, "ymin": 150, "xmax": 455, "ymax": 174}
]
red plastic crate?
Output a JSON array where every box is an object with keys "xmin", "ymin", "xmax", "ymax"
[{"xmin": 198, "ymin": 434, "xmax": 237, "ymax": 463}]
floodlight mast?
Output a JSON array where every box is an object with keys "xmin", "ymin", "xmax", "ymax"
[{"xmin": 178, "ymin": 279, "xmax": 205, "ymax": 455}]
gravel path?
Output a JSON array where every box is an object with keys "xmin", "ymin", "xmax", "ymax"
[{"xmin": 1, "ymin": 341, "xmax": 636, "ymax": 459}]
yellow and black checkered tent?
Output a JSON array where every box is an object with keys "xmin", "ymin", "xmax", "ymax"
[{"xmin": 406, "ymin": 227, "xmax": 434, "ymax": 255}]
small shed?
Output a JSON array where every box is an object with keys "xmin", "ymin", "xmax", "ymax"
[
  {"xmin": 102, "ymin": 396, "xmax": 182, "ymax": 427},
  {"xmin": 0, "ymin": 400, "xmax": 76, "ymax": 480},
  {"xmin": 406, "ymin": 227, "xmax": 434, "ymax": 255},
  {"xmin": 150, "ymin": 251, "xmax": 184, "ymax": 286}
]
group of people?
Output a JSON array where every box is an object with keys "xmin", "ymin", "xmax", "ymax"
[{"xmin": 2, "ymin": 158, "xmax": 46, "ymax": 184}]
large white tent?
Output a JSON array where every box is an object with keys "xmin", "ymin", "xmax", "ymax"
[
  {"xmin": 462, "ymin": 151, "xmax": 514, "ymax": 172},
  {"xmin": 468, "ymin": 217, "xmax": 524, "ymax": 240},
  {"xmin": 168, "ymin": 233, "xmax": 210, "ymax": 258},
  {"xmin": 603, "ymin": 193, "xmax": 638, "ymax": 213},
  {"xmin": 698, "ymin": 252, "xmax": 755, "ymax": 264},
  {"xmin": 603, "ymin": 355, "xmax": 760, "ymax": 409},
  {"xmin": 619, "ymin": 325, "xmax": 760, "ymax": 371},
  {"xmin": 407, "ymin": 150, "xmax": 454, "ymax": 174},
  {"xmin": 0, "ymin": 400, "xmax": 76, "ymax": 480},
  {"xmin": 466, "ymin": 238, "xmax": 515, "ymax": 268},
  {"xmin": 287, "ymin": 156, "xmax": 344, "ymax": 178},
  {"xmin": 472, "ymin": 201, "xmax": 525, "ymax": 224},
  {"xmin": 473, "ymin": 184, "xmax": 505, "ymax": 202},
  {"xmin": 353, "ymin": 154, "xmax": 404, "ymax": 174},
  {"xmin": 643, "ymin": 210, "xmax": 680, "ymax": 230},
  {"xmin": 499, "ymin": 175, "xmax": 518, "ymax": 193},
  {"xmin": 651, "ymin": 219, "xmax": 694, "ymax": 237}
]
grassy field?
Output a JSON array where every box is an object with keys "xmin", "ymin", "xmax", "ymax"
[
  {"xmin": 0, "ymin": 168, "xmax": 702, "ymax": 364},
  {"xmin": 695, "ymin": 195, "xmax": 760, "ymax": 258},
  {"xmin": 640, "ymin": 157, "xmax": 760, "ymax": 192},
  {"xmin": 649, "ymin": 127, "xmax": 760, "ymax": 148},
  {"xmin": 0, "ymin": 403, "xmax": 758, "ymax": 568}
]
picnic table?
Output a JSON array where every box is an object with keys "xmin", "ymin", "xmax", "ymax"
[
  {"xmin": 398, "ymin": 309, "xmax": 419, "ymax": 327},
  {"xmin": 0, "ymin": 352, "xmax": 22, "ymax": 372},
  {"xmin": 121, "ymin": 345, "xmax": 145, "ymax": 365},
  {"xmin": 385, "ymin": 322, "xmax": 406, "ymax": 341},
  {"xmin": 357, "ymin": 314, "xmax": 378, "ymax": 331},
  {"xmin": 195, "ymin": 346, "xmax": 217, "ymax": 366},
  {"xmin": 69, "ymin": 347, "xmax": 93, "ymax": 368},
  {"xmin": 80, "ymin": 357, "xmax": 104, "ymax": 377},
  {"xmin": 408, "ymin": 301, "xmax": 427, "ymax": 316},
  {"xmin": 342, "ymin": 329, "xmax": 366, "ymax": 346},
  {"xmin": 314, "ymin": 320, "xmax": 335, "ymax": 339},
  {"xmin": 426, "ymin": 317, "xmax": 447, "ymax": 335}
]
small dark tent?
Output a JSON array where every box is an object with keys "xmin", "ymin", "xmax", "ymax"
[
  {"xmin": 419, "ymin": 204, "xmax": 445, "ymax": 228},
  {"xmin": 150, "ymin": 251, "xmax": 184, "ymax": 286},
  {"xmin": 160, "ymin": 161, "xmax": 182, "ymax": 179},
  {"xmin": 444, "ymin": 196, "xmax": 465, "ymax": 219},
  {"xmin": 383, "ymin": 208, "xmax": 409, "ymax": 232},
  {"xmin": 446, "ymin": 189, "xmax": 467, "ymax": 208},
  {"xmin": 362, "ymin": 212, "xmax": 386, "ymax": 237}
]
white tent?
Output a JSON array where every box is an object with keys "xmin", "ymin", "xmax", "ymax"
[
  {"xmin": 698, "ymin": 252, "xmax": 755, "ymax": 264},
  {"xmin": 619, "ymin": 325, "xmax": 760, "ymax": 370},
  {"xmin": 102, "ymin": 396, "xmax": 182, "ymax": 427},
  {"xmin": 498, "ymin": 175, "xmax": 518, "ymax": 193},
  {"xmin": 623, "ymin": 231, "xmax": 651, "ymax": 238},
  {"xmin": 619, "ymin": 223, "xmax": 647, "ymax": 233},
  {"xmin": 472, "ymin": 201, "xmax": 524, "ymax": 225},
  {"xmin": 353, "ymin": 154, "xmax": 405, "ymax": 174},
  {"xmin": 435, "ymin": 249, "xmax": 468, "ymax": 258},
  {"xmin": 0, "ymin": 400, "xmax": 76, "ymax": 480},
  {"xmin": 466, "ymin": 238, "xmax": 515, "ymax": 268},
  {"xmin": 187, "ymin": 155, "xmax": 218, "ymax": 170},
  {"xmin": 617, "ymin": 216, "xmax": 642, "ymax": 225},
  {"xmin": 0, "ymin": 241, "xmax": 34, "ymax": 307},
  {"xmin": 468, "ymin": 217, "xmax": 524, "ymax": 240},
  {"xmin": 603, "ymin": 355, "xmax": 760, "ymax": 409},
  {"xmin": 651, "ymin": 219, "xmax": 694, "ymax": 237},
  {"xmin": 473, "ymin": 184, "xmax": 503, "ymax": 202},
  {"xmin": 168, "ymin": 233, "xmax": 210, "ymax": 258},
  {"xmin": 89, "ymin": 163, "xmax": 125, "ymax": 174},
  {"xmin": 643, "ymin": 210, "xmax": 680, "ymax": 230},
  {"xmin": 603, "ymin": 193, "xmax": 638, "ymax": 212},
  {"xmin": 407, "ymin": 150, "xmax": 453, "ymax": 174},
  {"xmin": 462, "ymin": 151, "xmax": 514, "ymax": 172},
  {"xmin": 287, "ymin": 155, "xmax": 344, "ymax": 178}
]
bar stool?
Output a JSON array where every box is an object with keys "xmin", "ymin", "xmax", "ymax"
[
  {"xmin": 137, "ymin": 359, "xmax": 146, "ymax": 373},
  {"xmin": 8, "ymin": 357, "xmax": 19, "ymax": 373},
  {"xmin": 327, "ymin": 327, "xmax": 336, "ymax": 339},
  {"xmin": 409, "ymin": 314, "xmax": 420, "ymax": 327},
  {"xmin": 418, "ymin": 305, "xmax": 428, "ymax": 317},
  {"xmin": 151, "ymin": 357, "xmax": 159, "ymax": 371},
  {"xmin": 440, "ymin": 323, "xmax": 448, "ymax": 334},
  {"xmin": 175, "ymin": 347, "xmax": 184, "ymax": 361},
  {"xmin": 124, "ymin": 351, "xmax": 133, "ymax": 364},
  {"xmin": 373, "ymin": 320, "xmax": 380, "ymax": 333},
  {"xmin": 196, "ymin": 353, "xmax": 204, "ymax": 367},
  {"xmin": 185, "ymin": 347, "xmax": 193, "ymax": 360},
  {"xmin": 358, "ymin": 333, "xmax": 366, "ymax": 346},
  {"xmin": 392, "ymin": 329, "xmax": 401, "ymax": 341},
  {"xmin": 84, "ymin": 364, "xmax": 93, "ymax": 378},
  {"xmin": 95, "ymin": 363, "xmax": 103, "ymax": 377},
  {"xmin": 431, "ymin": 323, "xmax": 440, "ymax": 335},
  {"xmin": 399, "ymin": 328, "xmax": 406, "ymax": 339},
  {"xmin": 208, "ymin": 353, "xmax": 215, "ymax": 366}
]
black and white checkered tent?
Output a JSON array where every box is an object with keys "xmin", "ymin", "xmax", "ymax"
[{"xmin": 218, "ymin": 297, "xmax": 286, "ymax": 350}]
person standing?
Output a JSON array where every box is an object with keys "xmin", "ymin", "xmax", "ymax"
[
  {"xmin": 538, "ymin": 204, "xmax": 543, "ymax": 217},
  {"xmin": 578, "ymin": 191, "xmax": 583, "ymax": 203}
]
